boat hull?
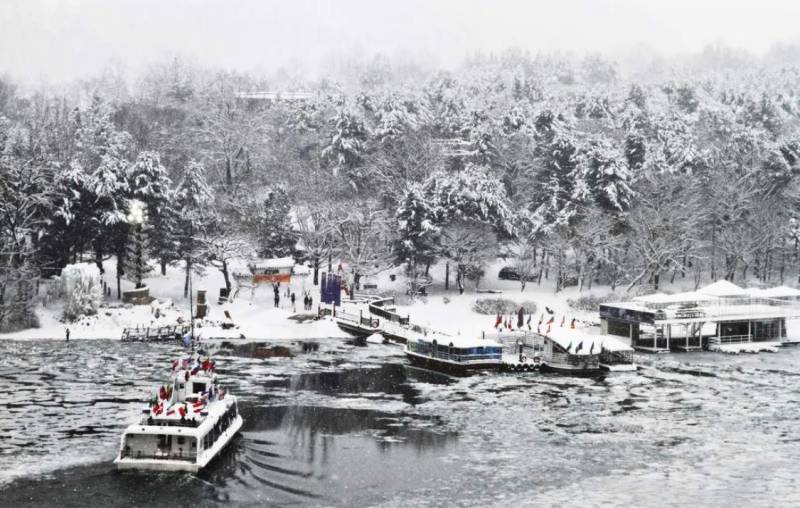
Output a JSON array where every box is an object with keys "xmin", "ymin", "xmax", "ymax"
[
  {"xmin": 405, "ymin": 352, "xmax": 502, "ymax": 376},
  {"xmin": 335, "ymin": 319, "xmax": 378, "ymax": 338},
  {"xmin": 114, "ymin": 416, "xmax": 243, "ymax": 473},
  {"xmin": 540, "ymin": 362, "xmax": 605, "ymax": 377}
]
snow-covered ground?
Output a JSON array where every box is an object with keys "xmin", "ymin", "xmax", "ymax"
[
  {"xmin": 0, "ymin": 259, "xmax": 347, "ymax": 341},
  {"xmin": 4, "ymin": 257, "xmax": 800, "ymax": 347}
]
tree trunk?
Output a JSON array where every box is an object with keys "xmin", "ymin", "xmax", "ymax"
[
  {"xmin": 116, "ymin": 265, "xmax": 122, "ymax": 300},
  {"xmin": 160, "ymin": 259, "xmax": 167, "ymax": 276},
  {"xmin": 710, "ymin": 227, "xmax": 716, "ymax": 281},
  {"xmin": 94, "ymin": 243, "xmax": 105, "ymax": 275},
  {"xmin": 222, "ymin": 260, "xmax": 231, "ymax": 293},
  {"xmin": 184, "ymin": 258, "xmax": 191, "ymax": 298},
  {"xmin": 225, "ymin": 157, "xmax": 233, "ymax": 187},
  {"xmin": 313, "ymin": 260, "xmax": 320, "ymax": 286},
  {"xmin": 444, "ymin": 262, "xmax": 450, "ymax": 290}
]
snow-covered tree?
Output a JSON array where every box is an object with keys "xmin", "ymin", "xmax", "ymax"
[
  {"xmin": 61, "ymin": 264, "xmax": 103, "ymax": 322},
  {"xmin": 175, "ymin": 160, "xmax": 214, "ymax": 297},
  {"xmin": 330, "ymin": 203, "xmax": 394, "ymax": 295},
  {"xmin": 127, "ymin": 151, "xmax": 178, "ymax": 275},
  {"xmin": 199, "ymin": 234, "xmax": 254, "ymax": 293},
  {"xmin": 395, "ymin": 183, "xmax": 441, "ymax": 292},
  {"xmin": 423, "ymin": 164, "xmax": 517, "ymax": 237},
  {"xmin": 577, "ymin": 138, "xmax": 635, "ymax": 212},
  {"xmin": 238, "ymin": 185, "xmax": 298, "ymax": 259},
  {"xmin": 321, "ymin": 108, "xmax": 369, "ymax": 179},
  {"xmin": 294, "ymin": 203, "xmax": 335, "ymax": 286}
]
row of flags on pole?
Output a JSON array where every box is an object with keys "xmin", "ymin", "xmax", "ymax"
[
  {"xmin": 320, "ymin": 272, "xmax": 343, "ymax": 306},
  {"xmin": 493, "ymin": 312, "xmax": 577, "ymax": 334}
]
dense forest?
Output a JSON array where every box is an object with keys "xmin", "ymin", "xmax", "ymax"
[{"xmin": 3, "ymin": 47, "xmax": 800, "ymax": 331}]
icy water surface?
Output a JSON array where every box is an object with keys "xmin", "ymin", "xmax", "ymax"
[{"xmin": 1, "ymin": 339, "xmax": 800, "ymax": 507}]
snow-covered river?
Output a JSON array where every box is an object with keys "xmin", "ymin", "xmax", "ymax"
[{"xmin": 1, "ymin": 339, "xmax": 799, "ymax": 507}]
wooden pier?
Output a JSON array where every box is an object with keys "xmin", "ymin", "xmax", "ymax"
[{"xmin": 121, "ymin": 324, "xmax": 190, "ymax": 343}]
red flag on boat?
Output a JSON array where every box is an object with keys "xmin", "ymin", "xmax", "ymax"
[
  {"xmin": 202, "ymin": 359, "xmax": 211, "ymax": 371},
  {"xmin": 178, "ymin": 405, "xmax": 186, "ymax": 418},
  {"xmin": 166, "ymin": 409, "xmax": 175, "ymax": 416},
  {"xmin": 185, "ymin": 371, "xmax": 190, "ymax": 381},
  {"xmin": 546, "ymin": 323, "xmax": 551, "ymax": 335},
  {"xmin": 570, "ymin": 318, "xmax": 576, "ymax": 329},
  {"xmin": 547, "ymin": 316, "xmax": 555, "ymax": 325},
  {"xmin": 495, "ymin": 314, "xmax": 502, "ymax": 327},
  {"xmin": 159, "ymin": 386, "xmax": 167, "ymax": 400},
  {"xmin": 171, "ymin": 359, "xmax": 178, "ymax": 371}
]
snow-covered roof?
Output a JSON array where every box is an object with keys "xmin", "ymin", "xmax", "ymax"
[
  {"xmin": 754, "ymin": 286, "xmax": 800, "ymax": 298},
  {"xmin": 697, "ymin": 280, "xmax": 747, "ymax": 297},
  {"xmin": 293, "ymin": 264, "xmax": 311, "ymax": 275},
  {"xmin": 543, "ymin": 327, "xmax": 632, "ymax": 354},
  {"xmin": 416, "ymin": 331, "xmax": 502, "ymax": 349},
  {"xmin": 252, "ymin": 257, "xmax": 295, "ymax": 269},
  {"xmin": 633, "ymin": 291, "xmax": 715, "ymax": 304}
]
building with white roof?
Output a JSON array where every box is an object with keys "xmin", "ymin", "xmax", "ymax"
[{"xmin": 600, "ymin": 280, "xmax": 800, "ymax": 352}]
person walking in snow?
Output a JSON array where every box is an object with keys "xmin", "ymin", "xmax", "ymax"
[
  {"xmin": 65, "ymin": 327, "xmax": 70, "ymax": 342},
  {"xmin": 290, "ymin": 292, "xmax": 296, "ymax": 312}
]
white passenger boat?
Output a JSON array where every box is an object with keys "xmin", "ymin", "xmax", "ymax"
[{"xmin": 114, "ymin": 352, "xmax": 243, "ymax": 472}]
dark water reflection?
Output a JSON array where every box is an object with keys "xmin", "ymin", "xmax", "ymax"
[{"xmin": 1, "ymin": 340, "xmax": 800, "ymax": 507}]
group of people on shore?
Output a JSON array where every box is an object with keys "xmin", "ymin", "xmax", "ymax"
[{"xmin": 271, "ymin": 283, "xmax": 315, "ymax": 313}]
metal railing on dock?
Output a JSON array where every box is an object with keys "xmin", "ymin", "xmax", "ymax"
[{"xmin": 121, "ymin": 325, "xmax": 190, "ymax": 342}]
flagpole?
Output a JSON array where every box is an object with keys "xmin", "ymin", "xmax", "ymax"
[{"xmin": 189, "ymin": 220, "xmax": 195, "ymax": 349}]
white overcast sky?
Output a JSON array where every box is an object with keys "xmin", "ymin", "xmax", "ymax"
[{"xmin": 1, "ymin": 0, "xmax": 800, "ymax": 82}]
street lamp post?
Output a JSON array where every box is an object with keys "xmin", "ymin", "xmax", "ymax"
[{"xmin": 127, "ymin": 200, "xmax": 148, "ymax": 290}]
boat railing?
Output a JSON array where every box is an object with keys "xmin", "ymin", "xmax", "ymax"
[
  {"xmin": 141, "ymin": 416, "xmax": 202, "ymax": 428},
  {"xmin": 121, "ymin": 324, "xmax": 191, "ymax": 342},
  {"xmin": 710, "ymin": 334, "xmax": 752, "ymax": 344},
  {"xmin": 121, "ymin": 449, "xmax": 197, "ymax": 462},
  {"xmin": 549, "ymin": 352, "xmax": 600, "ymax": 366},
  {"xmin": 419, "ymin": 350, "xmax": 502, "ymax": 362}
]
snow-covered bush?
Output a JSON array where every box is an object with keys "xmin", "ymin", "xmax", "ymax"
[
  {"xmin": 61, "ymin": 264, "xmax": 103, "ymax": 322},
  {"xmin": 566, "ymin": 293, "xmax": 629, "ymax": 312},
  {"xmin": 472, "ymin": 298, "xmax": 537, "ymax": 315}
]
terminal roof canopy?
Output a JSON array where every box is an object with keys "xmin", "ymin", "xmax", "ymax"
[
  {"xmin": 632, "ymin": 291, "xmax": 715, "ymax": 304},
  {"xmin": 697, "ymin": 280, "xmax": 747, "ymax": 297}
]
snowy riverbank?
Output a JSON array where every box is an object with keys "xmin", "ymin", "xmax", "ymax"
[{"xmin": 5, "ymin": 257, "xmax": 800, "ymax": 347}]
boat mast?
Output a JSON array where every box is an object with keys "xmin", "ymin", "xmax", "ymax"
[{"xmin": 189, "ymin": 220, "xmax": 195, "ymax": 345}]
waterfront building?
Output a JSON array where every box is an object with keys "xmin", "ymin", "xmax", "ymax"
[{"xmin": 600, "ymin": 280, "xmax": 800, "ymax": 352}]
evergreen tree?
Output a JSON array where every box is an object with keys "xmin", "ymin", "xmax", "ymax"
[
  {"xmin": 127, "ymin": 151, "xmax": 178, "ymax": 275},
  {"xmin": 578, "ymin": 138, "xmax": 635, "ymax": 212},
  {"xmin": 175, "ymin": 160, "xmax": 214, "ymax": 297},
  {"xmin": 251, "ymin": 185, "xmax": 298, "ymax": 258},
  {"xmin": 395, "ymin": 183, "xmax": 441, "ymax": 280}
]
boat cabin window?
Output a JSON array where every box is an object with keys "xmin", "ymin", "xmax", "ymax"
[
  {"xmin": 193, "ymin": 382, "xmax": 206, "ymax": 394},
  {"xmin": 177, "ymin": 436, "xmax": 185, "ymax": 445},
  {"xmin": 178, "ymin": 383, "xmax": 185, "ymax": 390}
]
